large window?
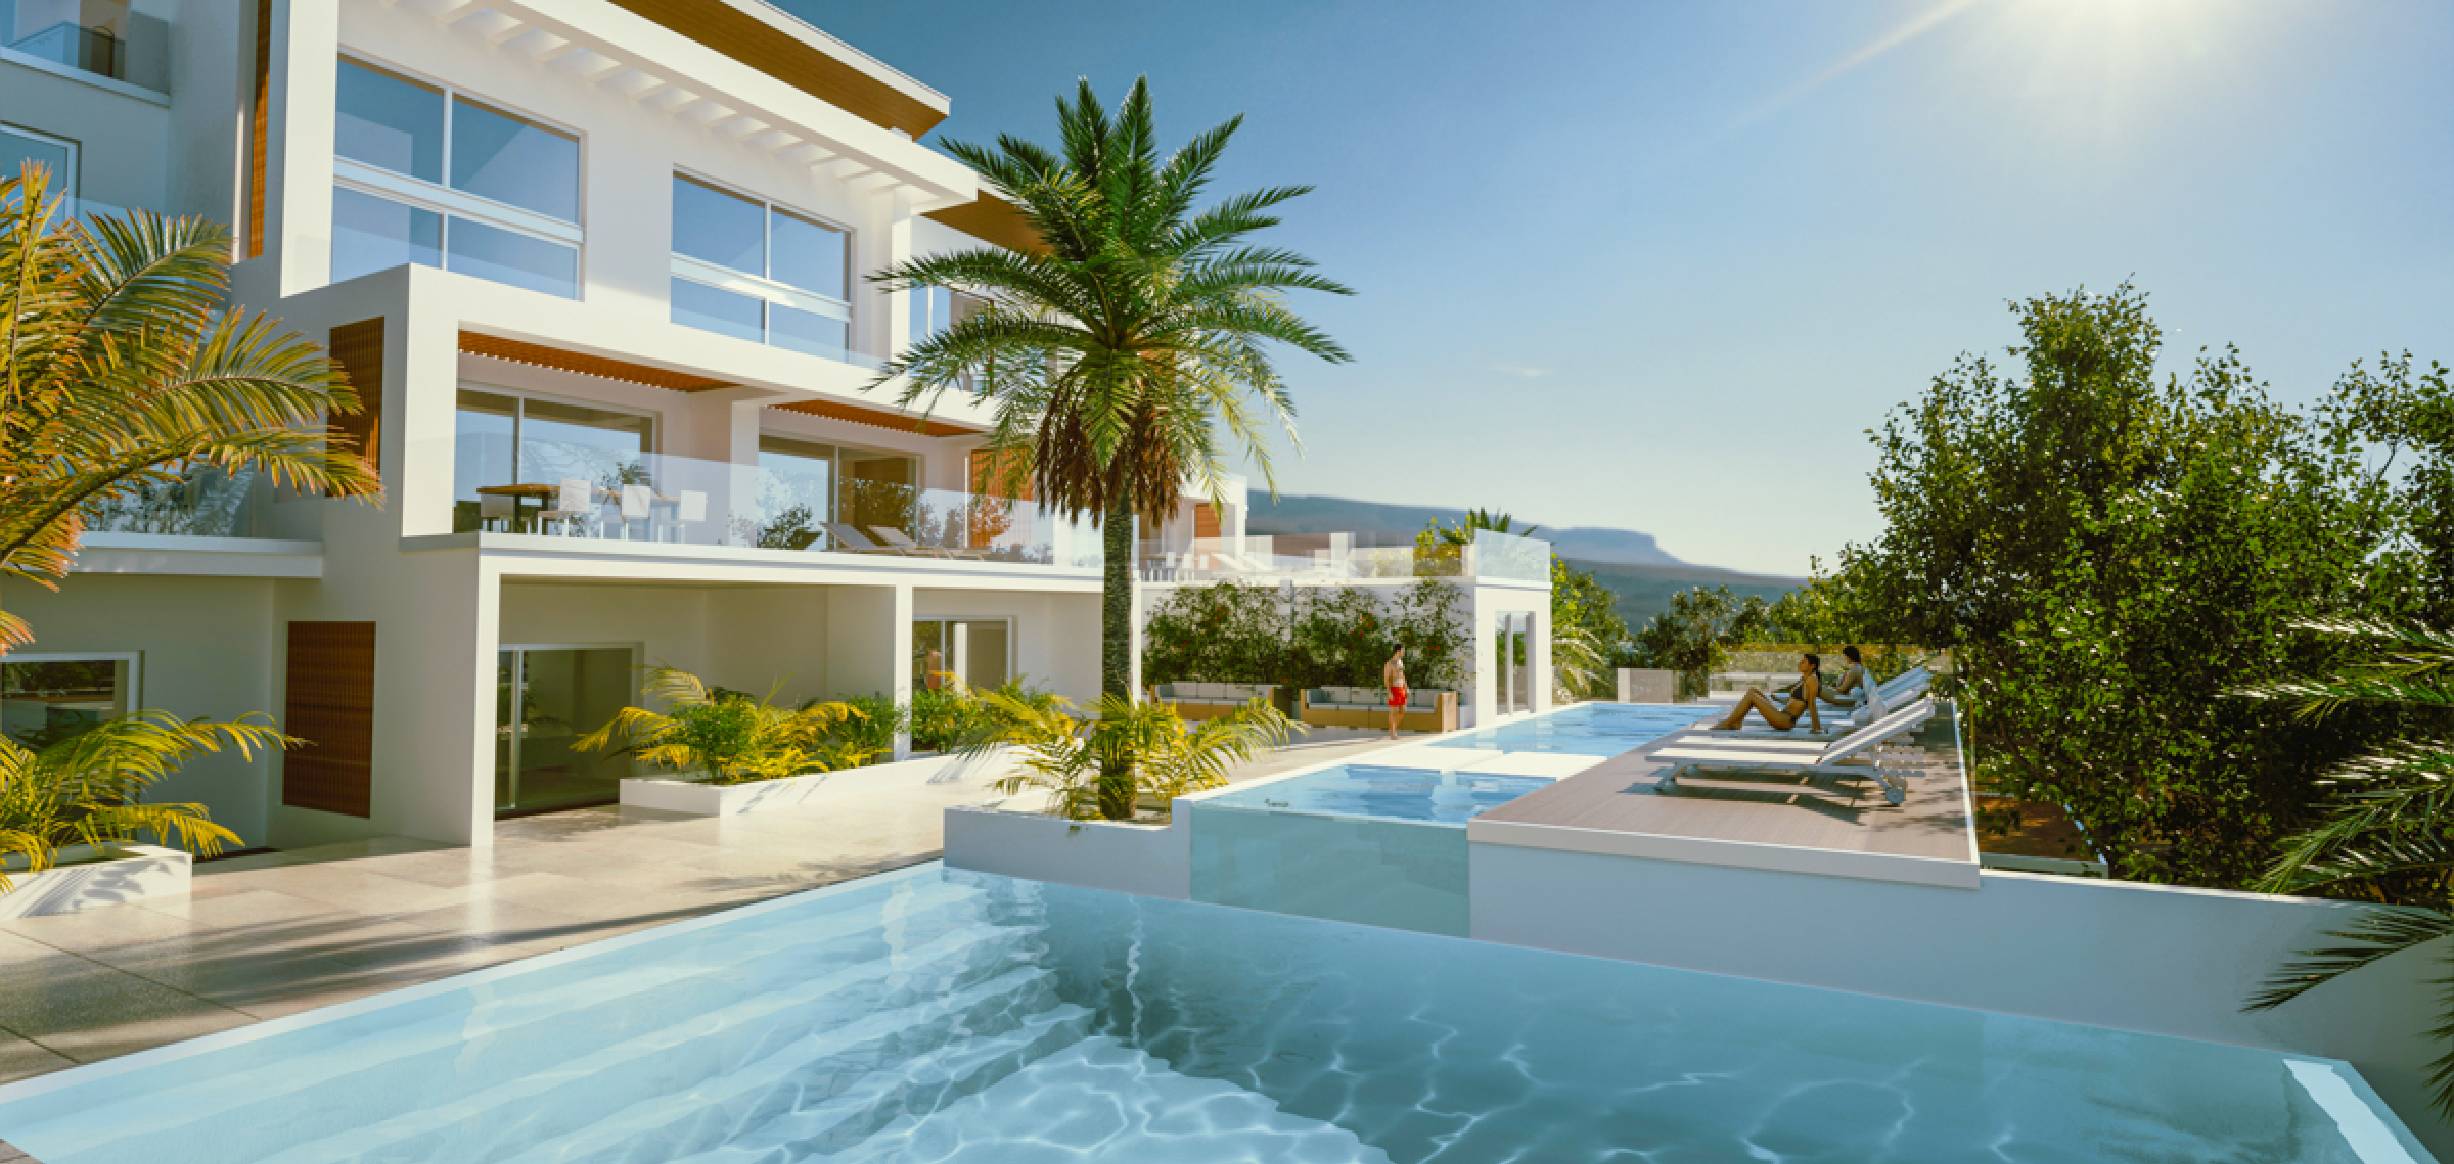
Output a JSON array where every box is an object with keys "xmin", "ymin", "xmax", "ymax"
[
  {"xmin": 750, "ymin": 434, "xmax": 924, "ymax": 551},
  {"xmin": 913, "ymin": 618, "xmax": 1010, "ymax": 692},
  {"xmin": 1, "ymin": 122, "xmax": 75, "ymax": 200},
  {"xmin": 332, "ymin": 57, "xmax": 581, "ymax": 297},
  {"xmin": 1, "ymin": 655, "xmax": 134, "ymax": 749},
  {"xmin": 453, "ymin": 389, "xmax": 652, "ymax": 528},
  {"xmin": 671, "ymin": 174, "xmax": 851, "ymax": 361},
  {"xmin": 907, "ymin": 285, "xmax": 986, "ymax": 346}
]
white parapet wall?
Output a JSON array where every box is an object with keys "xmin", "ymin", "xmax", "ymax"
[
  {"xmin": 1468, "ymin": 841, "xmax": 2453, "ymax": 1156},
  {"xmin": 621, "ymin": 751, "xmax": 1004, "ymax": 817},
  {"xmin": 0, "ymin": 845, "xmax": 191, "ymax": 920},
  {"xmin": 943, "ymin": 808, "xmax": 1190, "ymax": 900}
]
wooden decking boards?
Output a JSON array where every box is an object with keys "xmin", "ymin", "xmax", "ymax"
[{"xmin": 1471, "ymin": 703, "xmax": 1979, "ymax": 885}]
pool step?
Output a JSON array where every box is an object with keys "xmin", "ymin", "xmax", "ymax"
[
  {"xmin": 248, "ymin": 952, "xmax": 1064, "ymax": 1164},
  {"xmin": 820, "ymin": 1035, "xmax": 1398, "ymax": 1164},
  {"xmin": 75, "ymin": 881, "xmax": 1039, "ymax": 1164},
  {"xmin": 575, "ymin": 1001, "xmax": 1096, "ymax": 1164}
]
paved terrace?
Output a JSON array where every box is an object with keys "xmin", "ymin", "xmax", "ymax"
[
  {"xmin": 1471, "ymin": 702, "xmax": 1979, "ymax": 888},
  {"xmin": 0, "ymin": 730, "xmax": 1400, "ymax": 1084}
]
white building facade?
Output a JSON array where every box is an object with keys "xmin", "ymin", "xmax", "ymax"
[{"xmin": 1, "ymin": 0, "xmax": 1548, "ymax": 851}]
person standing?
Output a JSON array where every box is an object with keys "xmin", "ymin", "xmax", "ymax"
[{"xmin": 1383, "ymin": 646, "xmax": 1409, "ymax": 739}]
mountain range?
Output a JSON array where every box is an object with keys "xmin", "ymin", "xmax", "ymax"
[{"xmin": 1243, "ymin": 493, "xmax": 1801, "ymax": 626}]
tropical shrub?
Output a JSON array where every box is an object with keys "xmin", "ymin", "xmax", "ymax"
[
  {"xmin": 0, "ymin": 164, "xmax": 379, "ymax": 652},
  {"xmin": 0, "ymin": 711, "xmax": 279, "ymax": 889},
  {"xmin": 1141, "ymin": 582, "xmax": 1286, "ymax": 687},
  {"xmin": 910, "ymin": 680, "xmax": 1059, "ymax": 753},
  {"xmin": 2239, "ymin": 619, "xmax": 2454, "ymax": 1113},
  {"xmin": 969, "ymin": 692, "xmax": 1295, "ymax": 822},
  {"xmin": 577, "ymin": 667, "xmax": 876, "ymax": 785},
  {"xmin": 827, "ymin": 693, "xmax": 904, "ymax": 758},
  {"xmin": 1820, "ymin": 283, "xmax": 2430, "ymax": 886}
]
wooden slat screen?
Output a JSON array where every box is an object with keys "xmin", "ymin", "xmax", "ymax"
[
  {"xmin": 326, "ymin": 319, "xmax": 383, "ymax": 472},
  {"xmin": 281, "ymin": 621, "xmax": 376, "ymax": 818},
  {"xmin": 1193, "ymin": 502, "xmax": 1222, "ymax": 540},
  {"xmin": 246, "ymin": 0, "xmax": 271, "ymax": 258}
]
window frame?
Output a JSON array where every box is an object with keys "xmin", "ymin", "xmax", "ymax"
[
  {"xmin": 453, "ymin": 385, "xmax": 659, "ymax": 496},
  {"xmin": 911, "ymin": 616, "xmax": 1015, "ymax": 690},
  {"xmin": 669, "ymin": 169, "xmax": 854, "ymax": 354},
  {"xmin": 331, "ymin": 55, "xmax": 585, "ymax": 294},
  {"xmin": 0, "ymin": 121, "xmax": 80, "ymax": 202},
  {"xmin": 0, "ymin": 651, "xmax": 141, "ymax": 746}
]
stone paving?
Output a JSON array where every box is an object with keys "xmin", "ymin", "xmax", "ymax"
[{"xmin": 0, "ymin": 730, "xmax": 1401, "ymax": 1083}]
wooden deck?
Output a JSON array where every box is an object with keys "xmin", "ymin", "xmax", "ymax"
[{"xmin": 1469, "ymin": 703, "xmax": 1980, "ymax": 888}]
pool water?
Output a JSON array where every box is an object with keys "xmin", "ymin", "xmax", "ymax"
[
  {"xmin": 1431, "ymin": 701, "xmax": 1710, "ymax": 755},
  {"xmin": 1205, "ymin": 764, "xmax": 1552, "ymax": 824},
  {"xmin": 0, "ymin": 864, "xmax": 2419, "ymax": 1163}
]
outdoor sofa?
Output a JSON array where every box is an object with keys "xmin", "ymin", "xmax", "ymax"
[
  {"xmin": 1150, "ymin": 682, "xmax": 1280, "ymax": 721},
  {"xmin": 1299, "ymin": 686, "xmax": 1458, "ymax": 733}
]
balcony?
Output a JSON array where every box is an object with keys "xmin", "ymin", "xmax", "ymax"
[
  {"xmin": 1140, "ymin": 529, "xmax": 1552, "ymax": 586},
  {"xmin": 1, "ymin": 0, "xmax": 167, "ymax": 94},
  {"xmin": 81, "ymin": 465, "xmax": 267, "ymax": 539},
  {"xmin": 433, "ymin": 434, "xmax": 1100, "ymax": 569}
]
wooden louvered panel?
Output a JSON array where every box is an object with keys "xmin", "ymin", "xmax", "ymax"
[
  {"xmin": 1193, "ymin": 502, "xmax": 1222, "ymax": 540},
  {"xmin": 967, "ymin": 448, "xmax": 1035, "ymax": 501},
  {"xmin": 922, "ymin": 194, "xmax": 1049, "ymax": 256},
  {"xmin": 281, "ymin": 621, "xmax": 376, "ymax": 818},
  {"xmin": 770, "ymin": 396, "xmax": 975, "ymax": 437},
  {"xmin": 457, "ymin": 331, "xmax": 733, "ymax": 393},
  {"xmin": 326, "ymin": 319, "xmax": 384, "ymax": 472},
  {"xmin": 246, "ymin": 0, "xmax": 270, "ymax": 258}
]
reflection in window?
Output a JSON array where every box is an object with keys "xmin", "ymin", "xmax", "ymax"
[
  {"xmin": 753, "ymin": 435, "xmax": 835, "ymax": 550},
  {"xmin": 670, "ymin": 174, "xmax": 851, "ymax": 361},
  {"xmin": 912, "ymin": 618, "xmax": 1011, "ymax": 693},
  {"xmin": 1, "ymin": 658, "xmax": 132, "ymax": 749},
  {"xmin": 0, "ymin": 124, "xmax": 77, "ymax": 201},
  {"xmin": 331, "ymin": 57, "xmax": 580, "ymax": 298},
  {"xmin": 451, "ymin": 389, "xmax": 652, "ymax": 530}
]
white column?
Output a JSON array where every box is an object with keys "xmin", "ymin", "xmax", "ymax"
[
  {"xmin": 268, "ymin": 0, "xmax": 339, "ymax": 297},
  {"xmin": 1467, "ymin": 586, "xmax": 1497, "ymax": 728},
  {"xmin": 889, "ymin": 583, "xmax": 914, "ymax": 757},
  {"xmin": 1531, "ymin": 606, "xmax": 1554, "ymax": 713}
]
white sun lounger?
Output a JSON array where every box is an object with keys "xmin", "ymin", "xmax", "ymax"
[
  {"xmin": 1650, "ymin": 696, "xmax": 1937, "ymax": 805},
  {"xmin": 1708, "ymin": 663, "xmax": 1935, "ymax": 739}
]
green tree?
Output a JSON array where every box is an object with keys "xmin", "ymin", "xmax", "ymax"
[
  {"xmin": 1839, "ymin": 283, "xmax": 2393, "ymax": 885},
  {"xmin": 2238, "ymin": 619, "xmax": 2454, "ymax": 1113},
  {"xmin": 1550, "ymin": 555, "xmax": 1627, "ymax": 699},
  {"xmin": 1, "ymin": 165, "xmax": 380, "ymax": 651},
  {"xmin": 873, "ymin": 80, "xmax": 1350, "ymax": 821}
]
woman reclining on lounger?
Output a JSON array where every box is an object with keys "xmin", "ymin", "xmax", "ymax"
[{"xmin": 1713, "ymin": 652, "xmax": 1824, "ymax": 733}]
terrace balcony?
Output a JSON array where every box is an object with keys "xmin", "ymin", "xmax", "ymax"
[
  {"xmin": 423, "ymin": 434, "xmax": 1101, "ymax": 572},
  {"xmin": 1138, "ymin": 528, "xmax": 1552, "ymax": 586},
  {"xmin": 0, "ymin": 0, "xmax": 167, "ymax": 95}
]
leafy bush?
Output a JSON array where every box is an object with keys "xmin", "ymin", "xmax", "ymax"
[
  {"xmin": 825, "ymin": 694, "xmax": 904, "ymax": 759},
  {"xmin": 970, "ymin": 693, "xmax": 1295, "ymax": 821},
  {"xmin": 1142, "ymin": 582, "xmax": 1285, "ymax": 687},
  {"xmin": 911, "ymin": 680, "xmax": 1058, "ymax": 752},
  {"xmin": 0, "ymin": 710, "xmax": 275, "ymax": 889},
  {"xmin": 577, "ymin": 667, "xmax": 877, "ymax": 785},
  {"xmin": 1144, "ymin": 578, "xmax": 1468, "ymax": 695}
]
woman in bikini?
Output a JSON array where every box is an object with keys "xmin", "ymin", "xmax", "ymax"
[{"xmin": 1714, "ymin": 652, "xmax": 1824, "ymax": 732}]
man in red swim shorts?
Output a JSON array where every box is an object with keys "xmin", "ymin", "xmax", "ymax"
[{"xmin": 1382, "ymin": 645, "xmax": 1408, "ymax": 739}]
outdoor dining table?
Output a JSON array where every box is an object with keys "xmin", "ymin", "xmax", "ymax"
[{"xmin": 475, "ymin": 482, "xmax": 682, "ymax": 537}]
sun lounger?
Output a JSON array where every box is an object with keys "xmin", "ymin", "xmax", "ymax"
[
  {"xmin": 865, "ymin": 525, "xmax": 991, "ymax": 560},
  {"xmin": 823, "ymin": 522, "xmax": 907, "ymax": 554},
  {"xmin": 1708, "ymin": 663, "xmax": 1934, "ymax": 738},
  {"xmin": 1650, "ymin": 696, "xmax": 1937, "ymax": 805}
]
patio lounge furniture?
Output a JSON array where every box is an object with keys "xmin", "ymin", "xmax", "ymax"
[
  {"xmin": 1299, "ymin": 686, "xmax": 1457, "ymax": 733},
  {"xmin": 1709, "ymin": 663, "xmax": 1935, "ymax": 738},
  {"xmin": 1151, "ymin": 682, "xmax": 1280, "ymax": 721},
  {"xmin": 866, "ymin": 525, "xmax": 991, "ymax": 560},
  {"xmin": 1651, "ymin": 696, "xmax": 1938, "ymax": 805},
  {"xmin": 824, "ymin": 522, "xmax": 904, "ymax": 554}
]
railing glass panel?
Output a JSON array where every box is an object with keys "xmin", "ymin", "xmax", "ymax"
[
  {"xmin": 434, "ymin": 433, "xmax": 1097, "ymax": 568},
  {"xmin": 1140, "ymin": 530, "xmax": 1553, "ymax": 584}
]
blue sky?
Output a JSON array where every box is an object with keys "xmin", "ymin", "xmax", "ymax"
[{"xmin": 781, "ymin": 0, "xmax": 2453, "ymax": 575}]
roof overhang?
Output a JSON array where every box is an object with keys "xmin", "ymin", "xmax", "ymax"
[{"xmin": 598, "ymin": 0, "xmax": 949, "ymax": 138}]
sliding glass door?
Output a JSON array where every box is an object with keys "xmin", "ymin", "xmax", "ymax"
[
  {"xmin": 912, "ymin": 618, "xmax": 1011, "ymax": 693},
  {"xmin": 495, "ymin": 645, "xmax": 634, "ymax": 815}
]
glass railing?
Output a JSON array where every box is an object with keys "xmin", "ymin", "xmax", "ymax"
[
  {"xmin": 431, "ymin": 433, "xmax": 1099, "ymax": 568},
  {"xmin": 0, "ymin": 1, "xmax": 161, "ymax": 90},
  {"xmin": 1139, "ymin": 530, "xmax": 1553, "ymax": 584},
  {"xmin": 81, "ymin": 464, "xmax": 268, "ymax": 538}
]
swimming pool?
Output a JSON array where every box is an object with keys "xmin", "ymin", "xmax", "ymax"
[
  {"xmin": 0, "ymin": 864, "xmax": 2421, "ymax": 1163},
  {"xmin": 1204, "ymin": 763, "xmax": 1552, "ymax": 824},
  {"xmin": 1430, "ymin": 700, "xmax": 1711, "ymax": 755}
]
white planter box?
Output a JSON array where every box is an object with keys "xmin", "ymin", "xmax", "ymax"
[
  {"xmin": 0, "ymin": 843, "xmax": 190, "ymax": 919},
  {"xmin": 944, "ymin": 806, "xmax": 1189, "ymax": 900},
  {"xmin": 620, "ymin": 751, "xmax": 1006, "ymax": 817}
]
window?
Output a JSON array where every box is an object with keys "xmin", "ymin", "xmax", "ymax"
[
  {"xmin": 452, "ymin": 389, "xmax": 652, "ymax": 526},
  {"xmin": 332, "ymin": 57, "xmax": 580, "ymax": 297},
  {"xmin": 671, "ymin": 174, "xmax": 851, "ymax": 361},
  {"xmin": 912, "ymin": 618, "xmax": 1010, "ymax": 692},
  {"xmin": 907, "ymin": 285, "xmax": 986, "ymax": 346},
  {"xmin": 0, "ymin": 123, "xmax": 76, "ymax": 201},
  {"xmin": 1, "ymin": 655, "xmax": 135, "ymax": 749}
]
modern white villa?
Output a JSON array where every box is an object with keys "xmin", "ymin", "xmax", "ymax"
[{"xmin": 0, "ymin": 0, "xmax": 1552, "ymax": 851}]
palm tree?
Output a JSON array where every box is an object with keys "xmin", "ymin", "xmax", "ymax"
[
  {"xmin": 872, "ymin": 78, "xmax": 1350, "ymax": 820},
  {"xmin": 964, "ymin": 690, "xmax": 1295, "ymax": 822},
  {"xmin": 2237, "ymin": 618, "xmax": 2454, "ymax": 1113},
  {"xmin": 0, "ymin": 711, "xmax": 282, "ymax": 889},
  {"xmin": 575, "ymin": 666, "xmax": 877, "ymax": 785},
  {"xmin": 1, "ymin": 163, "xmax": 380, "ymax": 652}
]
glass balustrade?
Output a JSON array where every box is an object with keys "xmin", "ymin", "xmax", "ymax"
[
  {"xmin": 432, "ymin": 433, "xmax": 1098, "ymax": 568},
  {"xmin": 1138, "ymin": 530, "xmax": 1553, "ymax": 584},
  {"xmin": 80, "ymin": 464, "xmax": 267, "ymax": 538}
]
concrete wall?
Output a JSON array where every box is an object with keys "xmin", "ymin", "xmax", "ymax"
[
  {"xmin": 1469, "ymin": 842, "xmax": 2452, "ymax": 1155},
  {"xmin": 1, "ymin": 575, "xmax": 284, "ymax": 844},
  {"xmin": 943, "ymin": 808, "xmax": 1190, "ymax": 900},
  {"xmin": 913, "ymin": 588, "xmax": 1100, "ymax": 703}
]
